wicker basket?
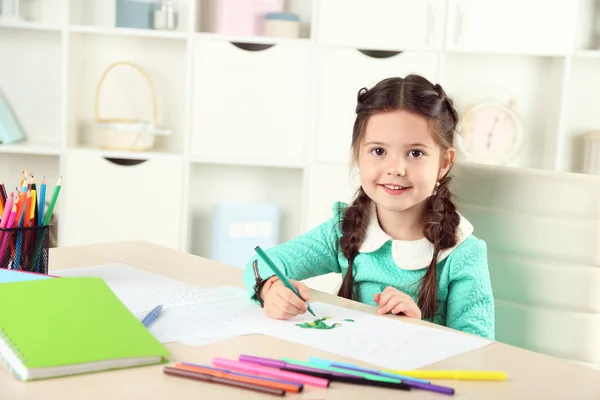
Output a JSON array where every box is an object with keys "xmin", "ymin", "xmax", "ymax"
[{"xmin": 93, "ymin": 61, "xmax": 160, "ymax": 152}]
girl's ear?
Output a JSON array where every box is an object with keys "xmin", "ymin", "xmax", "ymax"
[{"xmin": 439, "ymin": 147, "xmax": 456, "ymax": 179}]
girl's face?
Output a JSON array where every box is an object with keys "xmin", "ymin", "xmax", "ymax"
[{"xmin": 357, "ymin": 110, "xmax": 455, "ymax": 216}]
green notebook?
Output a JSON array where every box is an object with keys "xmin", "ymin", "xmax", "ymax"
[{"xmin": 0, "ymin": 277, "xmax": 170, "ymax": 381}]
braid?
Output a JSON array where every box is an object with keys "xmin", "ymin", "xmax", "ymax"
[
  {"xmin": 419, "ymin": 174, "xmax": 460, "ymax": 319},
  {"xmin": 337, "ymin": 187, "xmax": 372, "ymax": 300}
]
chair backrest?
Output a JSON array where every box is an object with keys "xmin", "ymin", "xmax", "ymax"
[{"xmin": 451, "ymin": 161, "xmax": 600, "ymax": 369}]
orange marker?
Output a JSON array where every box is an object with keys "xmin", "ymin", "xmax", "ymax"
[
  {"xmin": 14, "ymin": 192, "xmax": 26, "ymax": 228},
  {"xmin": 173, "ymin": 363, "xmax": 302, "ymax": 393}
]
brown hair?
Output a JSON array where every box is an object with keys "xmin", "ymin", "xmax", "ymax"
[{"xmin": 337, "ymin": 75, "xmax": 460, "ymax": 320}]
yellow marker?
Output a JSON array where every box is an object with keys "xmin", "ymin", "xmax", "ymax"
[
  {"xmin": 382, "ymin": 370, "xmax": 507, "ymax": 381},
  {"xmin": 30, "ymin": 190, "xmax": 36, "ymax": 220}
]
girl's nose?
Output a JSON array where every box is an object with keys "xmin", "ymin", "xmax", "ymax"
[{"xmin": 386, "ymin": 157, "xmax": 406, "ymax": 177}]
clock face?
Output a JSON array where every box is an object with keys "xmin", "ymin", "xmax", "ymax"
[{"xmin": 458, "ymin": 103, "xmax": 522, "ymax": 165}]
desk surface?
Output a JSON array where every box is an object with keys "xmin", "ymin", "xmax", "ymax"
[{"xmin": 2, "ymin": 241, "xmax": 600, "ymax": 400}]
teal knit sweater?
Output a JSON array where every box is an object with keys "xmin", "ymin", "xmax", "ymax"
[{"xmin": 243, "ymin": 202, "xmax": 495, "ymax": 340}]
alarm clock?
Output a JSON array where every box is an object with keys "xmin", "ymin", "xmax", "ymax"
[{"xmin": 456, "ymin": 101, "xmax": 523, "ymax": 165}]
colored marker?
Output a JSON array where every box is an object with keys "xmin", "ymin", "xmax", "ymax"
[
  {"xmin": 255, "ymin": 245, "xmax": 315, "ymax": 317},
  {"xmin": 383, "ymin": 369, "xmax": 507, "ymax": 381},
  {"xmin": 211, "ymin": 357, "xmax": 329, "ymax": 388}
]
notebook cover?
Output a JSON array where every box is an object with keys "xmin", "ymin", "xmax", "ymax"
[{"xmin": 0, "ymin": 277, "xmax": 169, "ymax": 370}]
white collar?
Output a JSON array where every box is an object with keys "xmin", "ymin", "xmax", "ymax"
[{"xmin": 358, "ymin": 204, "xmax": 474, "ymax": 270}]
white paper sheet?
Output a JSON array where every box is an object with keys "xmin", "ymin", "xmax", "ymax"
[
  {"xmin": 253, "ymin": 302, "xmax": 492, "ymax": 370},
  {"xmin": 55, "ymin": 263, "xmax": 231, "ymax": 313},
  {"xmin": 133, "ymin": 295, "xmax": 264, "ymax": 344}
]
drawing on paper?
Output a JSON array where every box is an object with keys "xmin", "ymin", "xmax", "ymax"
[{"xmin": 295, "ymin": 316, "xmax": 354, "ymax": 330}]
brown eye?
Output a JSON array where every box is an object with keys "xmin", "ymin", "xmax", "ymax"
[
  {"xmin": 371, "ymin": 148, "xmax": 385, "ymax": 156},
  {"xmin": 409, "ymin": 150, "xmax": 424, "ymax": 158}
]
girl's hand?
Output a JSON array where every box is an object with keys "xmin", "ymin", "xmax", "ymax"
[
  {"xmin": 374, "ymin": 286, "xmax": 422, "ymax": 319},
  {"xmin": 261, "ymin": 276, "xmax": 311, "ymax": 320}
]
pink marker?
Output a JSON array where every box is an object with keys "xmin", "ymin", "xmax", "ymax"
[
  {"xmin": 211, "ymin": 357, "xmax": 329, "ymax": 388},
  {"xmin": 0, "ymin": 203, "xmax": 17, "ymax": 266},
  {"xmin": 0, "ymin": 192, "xmax": 14, "ymax": 228}
]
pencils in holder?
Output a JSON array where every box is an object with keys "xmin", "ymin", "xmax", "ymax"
[{"xmin": 0, "ymin": 171, "xmax": 62, "ymax": 273}]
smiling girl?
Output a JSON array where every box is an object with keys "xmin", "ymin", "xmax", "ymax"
[{"xmin": 244, "ymin": 75, "xmax": 495, "ymax": 340}]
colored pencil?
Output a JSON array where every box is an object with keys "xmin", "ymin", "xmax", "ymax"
[
  {"xmin": 0, "ymin": 179, "xmax": 6, "ymax": 214},
  {"xmin": 38, "ymin": 176, "xmax": 46, "ymax": 226},
  {"xmin": 43, "ymin": 176, "xmax": 61, "ymax": 226},
  {"xmin": 163, "ymin": 366, "xmax": 285, "ymax": 396},
  {"xmin": 0, "ymin": 192, "xmax": 14, "ymax": 229},
  {"xmin": 0, "ymin": 203, "xmax": 17, "ymax": 267}
]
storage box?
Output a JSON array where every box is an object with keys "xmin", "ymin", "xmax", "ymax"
[
  {"xmin": 211, "ymin": 0, "xmax": 284, "ymax": 36},
  {"xmin": 211, "ymin": 202, "xmax": 280, "ymax": 269},
  {"xmin": 116, "ymin": 0, "xmax": 160, "ymax": 29}
]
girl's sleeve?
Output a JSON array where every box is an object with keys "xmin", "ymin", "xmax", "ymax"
[
  {"xmin": 242, "ymin": 203, "xmax": 345, "ymax": 302},
  {"xmin": 446, "ymin": 238, "xmax": 496, "ymax": 340}
]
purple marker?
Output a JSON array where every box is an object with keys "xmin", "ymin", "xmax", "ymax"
[{"xmin": 308, "ymin": 357, "xmax": 455, "ymax": 396}]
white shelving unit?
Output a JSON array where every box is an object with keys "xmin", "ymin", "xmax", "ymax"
[{"xmin": 1, "ymin": 0, "xmax": 599, "ymax": 263}]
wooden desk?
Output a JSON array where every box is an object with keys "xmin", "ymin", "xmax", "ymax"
[{"xmin": 2, "ymin": 241, "xmax": 600, "ymax": 400}]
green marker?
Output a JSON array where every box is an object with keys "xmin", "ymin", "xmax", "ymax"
[{"xmin": 255, "ymin": 245, "xmax": 316, "ymax": 317}]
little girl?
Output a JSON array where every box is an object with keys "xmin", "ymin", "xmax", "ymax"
[{"xmin": 243, "ymin": 74, "xmax": 495, "ymax": 340}]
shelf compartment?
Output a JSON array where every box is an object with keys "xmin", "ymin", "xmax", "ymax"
[
  {"xmin": 192, "ymin": 38, "xmax": 310, "ymax": 165},
  {"xmin": 188, "ymin": 164, "xmax": 303, "ymax": 264},
  {"xmin": 443, "ymin": 53, "xmax": 567, "ymax": 170},
  {"xmin": 67, "ymin": 32, "xmax": 188, "ymax": 154},
  {"xmin": 197, "ymin": 0, "xmax": 313, "ymax": 39},
  {"xmin": 0, "ymin": 29, "xmax": 63, "ymax": 147},
  {"xmin": 69, "ymin": 0, "xmax": 193, "ymax": 34},
  {"xmin": 316, "ymin": 48, "xmax": 439, "ymax": 164},
  {"xmin": 561, "ymin": 57, "xmax": 600, "ymax": 172}
]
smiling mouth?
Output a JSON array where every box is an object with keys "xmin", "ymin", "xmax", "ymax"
[{"xmin": 380, "ymin": 184, "xmax": 410, "ymax": 190}]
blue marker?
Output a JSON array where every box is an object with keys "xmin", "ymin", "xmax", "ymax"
[{"xmin": 141, "ymin": 305, "xmax": 163, "ymax": 327}]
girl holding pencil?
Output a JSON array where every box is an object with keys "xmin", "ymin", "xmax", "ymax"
[{"xmin": 244, "ymin": 75, "xmax": 495, "ymax": 340}]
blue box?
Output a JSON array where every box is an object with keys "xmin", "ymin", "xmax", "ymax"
[
  {"xmin": 212, "ymin": 202, "xmax": 280, "ymax": 269},
  {"xmin": 116, "ymin": 0, "xmax": 159, "ymax": 29}
]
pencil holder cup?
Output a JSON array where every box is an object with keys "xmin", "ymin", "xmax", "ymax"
[{"xmin": 0, "ymin": 225, "xmax": 51, "ymax": 274}]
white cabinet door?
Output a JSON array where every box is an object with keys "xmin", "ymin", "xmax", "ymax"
[
  {"xmin": 446, "ymin": 0, "xmax": 576, "ymax": 55},
  {"xmin": 318, "ymin": 0, "xmax": 445, "ymax": 51},
  {"xmin": 61, "ymin": 151, "xmax": 184, "ymax": 250},
  {"xmin": 192, "ymin": 39, "xmax": 310, "ymax": 166},
  {"xmin": 316, "ymin": 48, "xmax": 439, "ymax": 164}
]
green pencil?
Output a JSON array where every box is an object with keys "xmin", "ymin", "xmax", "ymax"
[{"xmin": 254, "ymin": 245, "xmax": 316, "ymax": 317}]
